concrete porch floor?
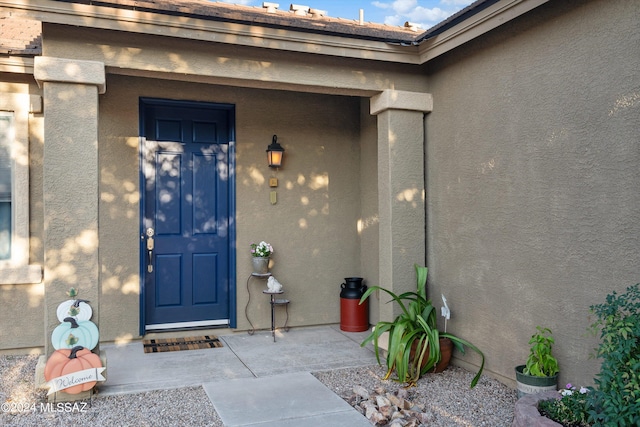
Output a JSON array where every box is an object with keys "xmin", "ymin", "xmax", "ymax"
[{"xmin": 100, "ymin": 325, "xmax": 378, "ymax": 426}]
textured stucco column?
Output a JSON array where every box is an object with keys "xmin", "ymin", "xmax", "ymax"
[
  {"xmin": 35, "ymin": 57, "xmax": 105, "ymax": 355},
  {"xmin": 370, "ymin": 90, "xmax": 433, "ymax": 321}
]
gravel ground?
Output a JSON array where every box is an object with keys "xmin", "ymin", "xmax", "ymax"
[
  {"xmin": 313, "ymin": 365, "xmax": 518, "ymax": 426},
  {"xmin": 1, "ymin": 354, "xmax": 516, "ymax": 426},
  {"xmin": 0, "ymin": 355, "xmax": 223, "ymax": 427}
]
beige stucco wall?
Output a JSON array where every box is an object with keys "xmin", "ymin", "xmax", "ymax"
[
  {"xmin": 3, "ymin": 19, "xmax": 427, "ymax": 350},
  {"xmin": 98, "ymin": 74, "xmax": 369, "ymax": 340},
  {"xmin": 34, "ymin": 22, "xmax": 425, "ymax": 342},
  {"xmin": 359, "ymin": 98, "xmax": 380, "ymax": 322},
  {"xmin": 97, "ymin": 74, "xmax": 141, "ymax": 342},
  {"xmin": 0, "ymin": 76, "xmax": 44, "ymax": 352},
  {"xmin": 424, "ymin": 0, "xmax": 639, "ymax": 386},
  {"xmin": 8, "ymin": 4, "xmax": 633, "ymax": 394}
]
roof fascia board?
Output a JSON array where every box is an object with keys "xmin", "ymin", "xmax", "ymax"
[
  {"xmin": 1, "ymin": 0, "xmax": 420, "ymax": 64},
  {"xmin": 0, "ymin": 56, "xmax": 35, "ymax": 74},
  {"xmin": 416, "ymin": 0, "xmax": 550, "ymax": 63}
]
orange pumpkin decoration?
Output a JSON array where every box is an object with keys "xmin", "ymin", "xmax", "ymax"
[{"xmin": 44, "ymin": 346, "xmax": 102, "ymax": 394}]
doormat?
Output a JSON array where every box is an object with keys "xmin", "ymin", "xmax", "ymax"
[{"xmin": 142, "ymin": 336, "xmax": 223, "ymax": 353}]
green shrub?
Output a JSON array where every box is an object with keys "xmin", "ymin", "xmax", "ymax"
[{"xmin": 587, "ymin": 283, "xmax": 640, "ymax": 426}]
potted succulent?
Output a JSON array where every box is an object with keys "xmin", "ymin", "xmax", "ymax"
[
  {"xmin": 359, "ymin": 264, "xmax": 485, "ymax": 388},
  {"xmin": 515, "ymin": 326, "xmax": 559, "ymax": 398}
]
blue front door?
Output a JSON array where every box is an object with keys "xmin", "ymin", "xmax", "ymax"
[{"xmin": 140, "ymin": 99, "xmax": 235, "ymax": 330}]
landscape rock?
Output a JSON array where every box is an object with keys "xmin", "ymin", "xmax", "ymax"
[
  {"xmin": 354, "ymin": 385, "xmax": 370, "ymax": 400},
  {"xmin": 312, "ymin": 365, "xmax": 518, "ymax": 427},
  {"xmin": 376, "ymin": 395, "xmax": 392, "ymax": 408},
  {"xmin": 511, "ymin": 391, "xmax": 561, "ymax": 427},
  {"xmin": 350, "ymin": 386, "xmax": 436, "ymax": 427}
]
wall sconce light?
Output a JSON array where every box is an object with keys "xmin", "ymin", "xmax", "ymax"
[{"xmin": 266, "ymin": 135, "xmax": 284, "ymax": 168}]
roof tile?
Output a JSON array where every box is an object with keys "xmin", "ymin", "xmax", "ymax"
[{"xmin": 0, "ymin": 16, "xmax": 42, "ymax": 55}]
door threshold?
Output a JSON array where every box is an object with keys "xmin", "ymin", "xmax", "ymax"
[{"xmin": 146, "ymin": 319, "xmax": 229, "ymax": 331}]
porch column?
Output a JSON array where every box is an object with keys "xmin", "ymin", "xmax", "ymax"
[
  {"xmin": 370, "ymin": 90, "xmax": 433, "ymax": 320},
  {"xmin": 34, "ymin": 57, "xmax": 106, "ymax": 356}
]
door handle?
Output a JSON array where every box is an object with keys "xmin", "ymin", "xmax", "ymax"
[{"xmin": 146, "ymin": 228, "xmax": 154, "ymax": 273}]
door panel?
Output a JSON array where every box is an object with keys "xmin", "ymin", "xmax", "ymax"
[
  {"xmin": 155, "ymin": 151, "xmax": 181, "ymax": 235},
  {"xmin": 193, "ymin": 253, "xmax": 217, "ymax": 304},
  {"xmin": 141, "ymin": 100, "xmax": 233, "ymax": 328},
  {"xmin": 156, "ymin": 254, "xmax": 182, "ymax": 306}
]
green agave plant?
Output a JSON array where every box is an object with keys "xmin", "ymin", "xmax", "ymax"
[{"xmin": 360, "ymin": 264, "xmax": 485, "ymax": 388}]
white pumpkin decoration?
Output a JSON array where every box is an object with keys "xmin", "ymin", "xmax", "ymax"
[{"xmin": 56, "ymin": 299, "xmax": 92, "ymax": 322}]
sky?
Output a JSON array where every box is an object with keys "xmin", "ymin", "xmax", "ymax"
[{"xmin": 215, "ymin": 0, "xmax": 475, "ymax": 31}]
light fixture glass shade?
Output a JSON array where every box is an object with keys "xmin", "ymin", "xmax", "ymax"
[{"xmin": 266, "ymin": 135, "xmax": 284, "ymax": 168}]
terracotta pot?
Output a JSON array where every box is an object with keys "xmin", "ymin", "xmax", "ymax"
[{"xmin": 410, "ymin": 336, "xmax": 453, "ymax": 373}]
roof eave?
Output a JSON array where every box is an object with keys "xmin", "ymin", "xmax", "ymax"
[
  {"xmin": 51, "ymin": 0, "xmax": 419, "ymax": 44},
  {"xmin": 1, "ymin": 0, "xmax": 552, "ymax": 65},
  {"xmin": 415, "ymin": 0, "xmax": 551, "ymax": 63},
  {"xmin": 1, "ymin": 0, "xmax": 422, "ymax": 64}
]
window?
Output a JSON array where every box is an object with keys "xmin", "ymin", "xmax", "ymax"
[
  {"xmin": 0, "ymin": 93, "xmax": 42, "ymax": 284},
  {"xmin": 0, "ymin": 112, "xmax": 14, "ymax": 260}
]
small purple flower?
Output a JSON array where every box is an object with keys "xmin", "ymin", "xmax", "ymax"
[
  {"xmin": 566, "ymin": 383, "xmax": 573, "ymax": 389},
  {"xmin": 579, "ymin": 387, "xmax": 589, "ymax": 394}
]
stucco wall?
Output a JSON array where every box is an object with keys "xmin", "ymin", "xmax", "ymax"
[
  {"xmin": 98, "ymin": 74, "xmax": 366, "ymax": 341},
  {"xmin": 359, "ymin": 98, "xmax": 380, "ymax": 323},
  {"xmin": 97, "ymin": 75, "xmax": 142, "ymax": 342},
  {"xmin": 0, "ymin": 77, "xmax": 44, "ymax": 352},
  {"xmin": 425, "ymin": 0, "xmax": 639, "ymax": 386}
]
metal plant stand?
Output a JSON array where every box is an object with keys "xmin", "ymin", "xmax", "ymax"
[
  {"xmin": 245, "ymin": 273, "xmax": 290, "ymax": 341},
  {"xmin": 262, "ymin": 290, "xmax": 290, "ymax": 342},
  {"xmin": 245, "ymin": 272, "xmax": 271, "ymax": 335}
]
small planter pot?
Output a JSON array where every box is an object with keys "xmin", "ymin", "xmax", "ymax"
[
  {"xmin": 410, "ymin": 337, "xmax": 453, "ymax": 373},
  {"xmin": 251, "ymin": 257, "xmax": 270, "ymax": 274},
  {"xmin": 433, "ymin": 337, "xmax": 453, "ymax": 373},
  {"xmin": 515, "ymin": 365, "xmax": 558, "ymax": 398}
]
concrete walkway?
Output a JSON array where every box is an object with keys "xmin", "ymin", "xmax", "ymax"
[{"xmin": 100, "ymin": 325, "xmax": 378, "ymax": 426}]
